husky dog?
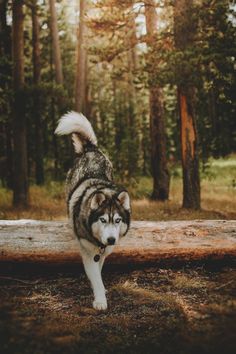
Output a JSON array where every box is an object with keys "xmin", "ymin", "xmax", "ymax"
[{"xmin": 55, "ymin": 112, "xmax": 131, "ymax": 310}]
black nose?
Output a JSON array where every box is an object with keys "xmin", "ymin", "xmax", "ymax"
[{"xmin": 107, "ymin": 237, "xmax": 116, "ymax": 245}]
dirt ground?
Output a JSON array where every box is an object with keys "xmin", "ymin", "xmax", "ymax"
[{"xmin": 0, "ymin": 266, "xmax": 235, "ymax": 354}]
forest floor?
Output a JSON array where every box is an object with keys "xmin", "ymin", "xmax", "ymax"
[
  {"xmin": 0, "ymin": 156, "xmax": 235, "ymax": 353},
  {"xmin": 0, "ymin": 266, "xmax": 235, "ymax": 354}
]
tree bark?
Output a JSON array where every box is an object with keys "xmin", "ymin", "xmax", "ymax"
[
  {"xmin": 75, "ymin": 0, "xmax": 87, "ymax": 113},
  {"xmin": 12, "ymin": 0, "xmax": 29, "ymax": 207},
  {"xmin": 149, "ymin": 87, "xmax": 170, "ymax": 200},
  {"xmin": 51, "ymin": 96, "xmax": 59, "ymax": 179},
  {"xmin": 0, "ymin": 0, "xmax": 13, "ymax": 188},
  {"xmin": 145, "ymin": 0, "xmax": 170, "ymax": 200},
  {"xmin": 178, "ymin": 88, "xmax": 200, "ymax": 209},
  {"xmin": 32, "ymin": 2, "xmax": 40, "ymax": 85},
  {"xmin": 0, "ymin": 220, "xmax": 235, "ymax": 268},
  {"xmin": 0, "ymin": 0, "xmax": 10, "ymax": 57},
  {"xmin": 174, "ymin": 0, "xmax": 200, "ymax": 209},
  {"xmin": 126, "ymin": 9, "xmax": 140, "ymax": 176},
  {"xmin": 32, "ymin": 0, "xmax": 44, "ymax": 185},
  {"xmin": 5, "ymin": 122, "xmax": 13, "ymax": 188},
  {"xmin": 49, "ymin": 0, "xmax": 63, "ymax": 85}
]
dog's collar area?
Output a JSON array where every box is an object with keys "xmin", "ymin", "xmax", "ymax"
[{"xmin": 94, "ymin": 245, "xmax": 106, "ymax": 262}]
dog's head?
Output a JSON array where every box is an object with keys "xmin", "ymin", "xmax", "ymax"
[{"xmin": 88, "ymin": 190, "xmax": 131, "ymax": 246}]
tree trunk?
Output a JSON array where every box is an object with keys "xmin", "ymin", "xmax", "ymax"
[
  {"xmin": 174, "ymin": 0, "xmax": 200, "ymax": 209},
  {"xmin": 5, "ymin": 122, "xmax": 13, "ymax": 189},
  {"xmin": 0, "ymin": 0, "xmax": 13, "ymax": 188},
  {"xmin": 32, "ymin": 2, "xmax": 40, "ymax": 85},
  {"xmin": 149, "ymin": 87, "xmax": 170, "ymax": 200},
  {"xmin": 75, "ymin": 0, "xmax": 87, "ymax": 113},
  {"xmin": 126, "ymin": 10, "xmax": 139, "ymax": 176},
  {"xmin": 84, "ymin": 55, "xmax": 92, "ymax": 118},
  {"xmin": 145, "ymin": 0, "xmax": 170, "ymax": 200},
  {"xmin": 209, "ymin": 89, "xmax": 217, "ymax": 135},
  {"xmin": 0, "ymin": 220, "xmax": 235, "ymax": 268},
  {"xmin": 178, "ymin": 88, "xmax": 200, "ymax": 209},
  {"xmin": 49, "ymin": 0, "xmax": 63, "ymax": 85},
  {"xmin": 126, "ymin": 10, "xmax": 137, "ymax": 127},
  {"xmin": 49, "ymin": 16, "xmax": 59, "ymax": 179},
  {"xmin": 32, "ymin": 0, "xmax": 44, "ymax": 185},
  {"xmin": 12, "ymin": 0, "xmax": 29, "ymax": 207},
  {"xmin": 51, "ymin": 97, "xmax": 59, "ymax": 179},
  {"xmin": 0, "ymin": 0, "xmax": 10, "ymax": 56}
]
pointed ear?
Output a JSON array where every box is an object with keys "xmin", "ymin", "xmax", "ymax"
[
  {"xmin": 90, "ymin": 192, "xmax": 106, "ymax": 209},
  {"xmin": 117, "ymin": 191, "xmax": 130, "ymax": 211}
]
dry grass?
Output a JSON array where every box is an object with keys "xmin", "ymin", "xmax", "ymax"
[
  {"xmin": 0, "ymin": 267, "xmax": 235, "ymax": 354},
  {"xmin": 0, "ymin": 185, "xmax": 67, "ymax": 220},
  {"xmin": 0, "ymin": 156, "xmax": 235, "ymax": 220},
  {"xmin": 0, "ymin": 181, "xmax": 235, "ymax": 221},
  {"xmin": 131, "ymin": 174, "xmax": 236, "ymax": 220},
  {"xmin": 171, "ymin": 273, "xmax": 208, "ymax": 292}
]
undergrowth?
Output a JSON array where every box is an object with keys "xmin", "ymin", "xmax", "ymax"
[{"xmin": 0, "ymin": 156, "xmax": 235, "ymax": 221}]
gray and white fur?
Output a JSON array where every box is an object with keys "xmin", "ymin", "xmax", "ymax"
[{"xmin": 55, "ymin": 111, "xmax": 131, "ymax": 310}]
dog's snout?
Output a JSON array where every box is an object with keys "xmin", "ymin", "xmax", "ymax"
[{"xmin": 107, "ymin": 237, "xmax": 116, "ymax": 245}]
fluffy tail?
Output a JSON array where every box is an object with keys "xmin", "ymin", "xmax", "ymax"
[{"xmin": 55, "ymin": 111, "xmax": 97, "ymax": 154}]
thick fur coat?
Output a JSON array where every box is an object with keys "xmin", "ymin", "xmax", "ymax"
[{"xmin": 55, "ymin": 112, "xmax": 131, "ymax": 310}]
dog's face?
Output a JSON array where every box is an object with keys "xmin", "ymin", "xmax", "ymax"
[{"xmin": 89, "ymin": 191, "xmax": 131, "ymax": 246}]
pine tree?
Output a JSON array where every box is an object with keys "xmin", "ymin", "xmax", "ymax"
[
  {"xmin": 145, "ymin": 0, "xmax": 170, "ymax": 200},
  {"xmin": 12, "ymin": 0, "xmax": 29, "ymax": 207},
  {"xmin": 31, "ymin": 0, "xmax": 44, "ymax": 185},
  {"xmin": 75, "ymin": 0, "xmax": 88, "ymax": 114},
  {"xmin": 174, "ymin": 0, "xmax": 200, "ymax": 209},
  {"xmin": 0, "ymin": 0, "xmax": 13, "ymax": 188},
  {"xmin": 49, "ymin": 0, "xmax": 63, "ymax": 85}
]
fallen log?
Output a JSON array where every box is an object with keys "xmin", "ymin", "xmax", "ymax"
[{"xmin": 0, "ymin": 220, "xmax": 235, "ymax": 270}]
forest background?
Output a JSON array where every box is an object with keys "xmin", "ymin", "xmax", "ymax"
[{"xmin": 0, "ymin": 0, "xmax": 235, "ymax": 220}]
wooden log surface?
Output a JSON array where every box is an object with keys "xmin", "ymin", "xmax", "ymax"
[{"xmin": 0, "ymin": 219, "xmax": 236, "ymax": 269}]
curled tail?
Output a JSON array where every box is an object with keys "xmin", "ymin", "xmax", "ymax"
[{"xmin": 55, "ymin": 111, "xmax": 97, "ymax": 154}]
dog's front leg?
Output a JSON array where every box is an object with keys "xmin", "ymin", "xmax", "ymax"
[
  {"xmin": 99, "ymin": 254, "xmax": 106, "ymax": 272},
  {"xmin": 99, "ymin": 246, "xmax": 113, "ymax": 272},
  {"xmin": 82, "ymin": 254, "xmax": 107, "ymax": 310}
]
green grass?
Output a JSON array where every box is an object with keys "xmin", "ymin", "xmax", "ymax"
[{"xmin": 0, "ymin": 156, "xmax": 236, "ymax": 221}]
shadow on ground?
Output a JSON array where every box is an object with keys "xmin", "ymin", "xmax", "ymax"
[{"xmin": 0, "ymin": 267, "xmax": 235, "ymax": 354}]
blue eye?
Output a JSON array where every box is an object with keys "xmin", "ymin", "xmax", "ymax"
[
  {"xmin": 115, "ymin": 218, "xmax": 121, "ymax": 224},
  {"xmin": 100, "ymin": 217, "xmax": 107, "ymax": 223}
]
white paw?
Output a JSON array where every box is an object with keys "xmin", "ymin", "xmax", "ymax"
[{"xmin": 93, "ymin": 299, "xmax": 107, "ymax": 311}]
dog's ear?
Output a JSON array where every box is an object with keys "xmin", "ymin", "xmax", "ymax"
[
  {"xmin": 91, "ymin": 192, "xmax": 106, "ymax": 209},
  {"xmin": 117, "ymin": 191, "xmax": 130, "ymax": 211}
]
